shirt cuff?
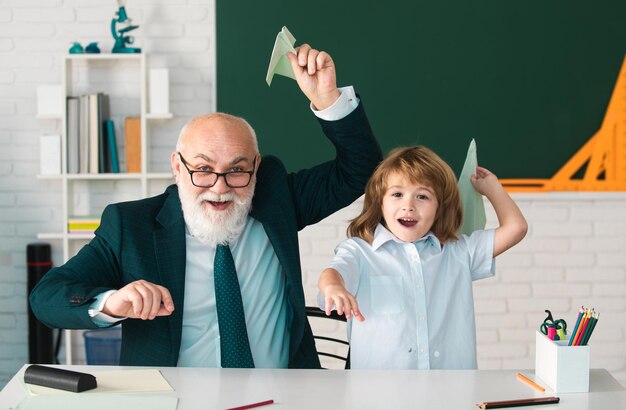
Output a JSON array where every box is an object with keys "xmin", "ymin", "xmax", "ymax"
[
  {"xmin": 311, "ymin": 86, "xmax": 359, "ymax": 121},
  {"xmin": 88, "ymin": 290, "xmax": 126, "ymax": 327}
]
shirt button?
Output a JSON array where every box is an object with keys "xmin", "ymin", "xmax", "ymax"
[
  {"xmin": 420, "ymin": 348, "xmax": 425, "ymax": 353},
  {"xmin": 434, "ymin": 351, "xmax": 440, "ymax": 358}
]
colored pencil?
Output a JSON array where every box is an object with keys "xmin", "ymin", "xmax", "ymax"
[
  {"xmin": 571, "ymin": 309, "xmax": 590, "ymax": 346},
  {"xmin": 579, "ymin": 312, "xmax": 595, "ymax": 346},
  {"xmin": 515, "ymin": 372, "xmax": 545, "ymax": 392},
  {"xmin": 226, "ymin": 399, "xmax": 274, "ymax": 410},
  {"xmin": 573, "ymin": 310, "xmax": 591, "ymax": 346},
  {"xmin": 568, "ymin": 307, "xmax": 584, "ymax": 346},
  {"xmin": 477, "ymin": 396, "xmax": 560, "ymax": 409},
  {"xmin": 581, "ymin": 312, "xmax": 599, "ymax": 346}
]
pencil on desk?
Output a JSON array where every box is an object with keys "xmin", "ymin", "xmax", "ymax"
[
  {"xmin": 515, "ymin": 372, "xmax": 545, "ymax": 392},
  {"xmin": 226, "ymin": 399, "xmax": 274, "ymax": 410},
  {"xmin": 476, "ymin": 396, "xmax": 560, "ymax": 409}
]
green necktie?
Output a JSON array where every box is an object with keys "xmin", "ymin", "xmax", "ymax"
[{"xmin": 214, "ymin": 244, "xmax": 255, "ymax": 368}]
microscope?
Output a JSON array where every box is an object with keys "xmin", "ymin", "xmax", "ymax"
[{"xmin": 111, "ymin": 0, "xmax": 141, "ymax": 53}]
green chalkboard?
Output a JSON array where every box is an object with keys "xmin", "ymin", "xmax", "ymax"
[{"xmin": 217, "ymin": 1, "xmax": 626, "ymax": 178}]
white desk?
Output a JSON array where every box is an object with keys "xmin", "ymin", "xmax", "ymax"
[{"xmin": 1, "ymin": 366, "xmax": 624, "ymax": 409}]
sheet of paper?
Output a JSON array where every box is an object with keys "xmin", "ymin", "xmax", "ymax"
[
  {"xmin": 17, "ymin": 394, "xmax": 178, "ymax": 410},
  {"xmin": 458, "ymin": 139, "xmax": 486, "ymax": 235},
  {"xmin": 266, "ymin": 26, "xmax": 297, "ymax": 86},
  {"xmin": 25, "ymin": 369, "xmax": 174, "ymax": 395}
]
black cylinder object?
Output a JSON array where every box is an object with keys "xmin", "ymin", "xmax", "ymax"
[
  {"xmin": 27, "ymin": 243, "xmax": 54, "ymax": 364},
  {"xmin": 24, "ymin": 365, "xmax": 97, "ymax": 392}
]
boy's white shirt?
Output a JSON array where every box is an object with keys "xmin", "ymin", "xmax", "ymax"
[{"xmin": 319, "ymin": 224, "xmax": 495, "ymax": 370}]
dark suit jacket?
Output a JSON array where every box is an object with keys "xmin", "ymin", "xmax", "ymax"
[{"xmin": 30, "ymin": 102, "xmax": 381, "ymax": 368}]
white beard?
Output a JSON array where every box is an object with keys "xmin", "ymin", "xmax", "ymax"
[{"xmin": 178, "ymin": 181, "xmax": 255, "ymax": 247}]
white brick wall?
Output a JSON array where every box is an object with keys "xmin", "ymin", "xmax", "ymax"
[
  {"xmin": 299, "ymin": 195, "xmax": 626, "ymax": 386},
  {"xmin": 1, "ymin": 0, "xmax": 625, "ymax": 392}
]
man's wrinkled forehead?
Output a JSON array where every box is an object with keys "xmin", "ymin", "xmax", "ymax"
[
  {"xmin": 180, "ymin": 114, "xmax": 257, "ymax": 152},
  {"xmin": 189, "ymin": 116, "xmax": 244, "ymax": 138}
]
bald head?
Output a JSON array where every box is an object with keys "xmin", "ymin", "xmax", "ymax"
[
  {"xmin": 171, "ymin": 112, "xmax": 261, "ymax": 194},
  {"xmin": 176, "ymin": 113, "xmax": 258, "ymax": 154}
]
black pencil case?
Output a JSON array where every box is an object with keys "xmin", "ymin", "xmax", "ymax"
[{"xmin": 24, "ymin": 364, "xmax": 97, "ymax": 392}]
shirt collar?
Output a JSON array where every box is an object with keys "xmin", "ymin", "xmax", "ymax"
[{"xmin": 371, "ymin": 223, "xmax": 442, "ymax": 252}]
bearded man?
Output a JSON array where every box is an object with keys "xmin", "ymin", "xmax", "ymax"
[{"xmin": 29, "ymin": 44, "xmax": 382, "ymax": 368}]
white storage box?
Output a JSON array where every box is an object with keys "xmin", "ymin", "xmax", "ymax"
[{"xmin": 535, "ymin": 330, "xmax": 589, "ymax": 393}]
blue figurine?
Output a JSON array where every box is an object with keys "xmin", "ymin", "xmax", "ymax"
[
  {"xmin": 85, "ymin": 42, "xmax": 101, "ymax": 54},
  {"xmin": 111, "ymin": 0, "xmax": 141, "ymax": 53},
  {"xmin": 68, "ymin": 42, "xmax": 84, "ymax": 54}
]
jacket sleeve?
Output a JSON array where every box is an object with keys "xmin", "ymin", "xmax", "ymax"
[
  {"xmin": 288, "ymin": 99, "xmax": 383, "ymax": 230},
  {"xmin": 29, "ymin": 204, "xmax": 125, "ymax": 329}
]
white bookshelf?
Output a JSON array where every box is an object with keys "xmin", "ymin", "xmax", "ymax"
[{"xmin": 36, "ymin": 53, "xmax": 174, "ymax": 364}]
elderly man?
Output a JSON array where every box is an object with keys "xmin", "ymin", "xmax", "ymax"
[{"xmin": 30, "ymin": 44, "xmax": 382, "ymax": 368}]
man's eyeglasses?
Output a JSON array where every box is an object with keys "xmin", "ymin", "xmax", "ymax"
[{"xmin": 177, "ymin": 152, "xmax": 257, "ymax": 188}]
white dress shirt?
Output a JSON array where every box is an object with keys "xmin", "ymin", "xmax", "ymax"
[
  {"xmin": 178, "ymin": 217, "xmax": 289, "ymax": 367},
  {"xmin": 318, "ymin": 224, "xmax": 495, "ymax": 370}
]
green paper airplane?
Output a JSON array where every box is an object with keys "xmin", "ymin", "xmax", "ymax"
[
  {"xmin": 458, "ymin": 139, "xmax": 487, "ymax": 235},
  {"xmin": 266, "ymin": 26, "xmax": 297, "ymax": 86}
]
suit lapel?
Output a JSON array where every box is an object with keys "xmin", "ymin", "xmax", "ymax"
[{"xmin": 154, "ymin": 185, "xmax": 187, "ymax": 364}]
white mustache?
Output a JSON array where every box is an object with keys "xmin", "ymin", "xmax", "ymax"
[{"xmin": 198, "ymin": 192, "xmax": 235, "ymax": 202}]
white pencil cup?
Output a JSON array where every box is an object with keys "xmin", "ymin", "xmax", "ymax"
[{"xmin": 535, "ymin": 331, "xmax": 590, "ymax": 393}]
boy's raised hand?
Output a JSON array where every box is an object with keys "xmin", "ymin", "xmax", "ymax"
[
  {"xmin": 470, "ymin": 165, "xmax": 528, "ymax": 257},
  {"xmin": 470, "ymin": 166, "xmax": 501, "ymax": 195}
]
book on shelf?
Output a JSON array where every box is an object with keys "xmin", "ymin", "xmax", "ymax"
[
  {"xmin": 106, "ymin": 119, "xmax": 120, "ymax": 173},
  {"xmin": 79, "ymin": 95, "xmax": 89, "ymax": 173},
  {"xmin": 67, "ymin": 93, "xmax": 114, "ymax": 174},
  {"xmin": 66, "ymin": 96, "xmax": 80, "ymax": 174},
  {"xmin": 97, "ymin": 93, "xmax": 111, "ymax": 173},
  {"xmin": 88, "ymin": 93, "xmax": 98, "ymax": 173},
  {"xmin": 67, "ymin": 216, "xmax": 101, "ymax": 234},
  {"xmin": 125, "ymin": 117, "xmax": 141, "ymax": 173}
]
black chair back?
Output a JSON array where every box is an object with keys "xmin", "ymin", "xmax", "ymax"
[{"xmin": 306, "ymin": 306, "xmax": 350, "ymax": 369}]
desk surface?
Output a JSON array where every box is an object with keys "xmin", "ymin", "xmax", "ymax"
[{"xmin": 1, "ymin": 366, "xmax": 625, "ymax": 410}]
